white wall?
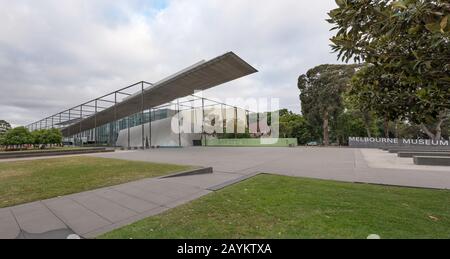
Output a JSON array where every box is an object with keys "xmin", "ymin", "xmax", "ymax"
[{"xmin": 116, "ymin": 117, "xmax": 202, "ymax": 148}]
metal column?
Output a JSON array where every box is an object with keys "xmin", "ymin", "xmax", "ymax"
[
  {"xmin": 234, "ymin": 106, "xmax": 238, "ymax": 139},
  {"xmin": 141, "ymin": 82, "xmax": 145, "ymax": 149},
  {"xmin": 177, "ymin": 99, "xmax": 182, "ymax": 147},
  {"xmin": 222, "ymin": 104, "xmax": 225, "ymax": 135},
  {"xmin": 127, "ymin": 116, "xmax": 131, "ymax": 149},
  {"xmin": 149, "ymin": 109, "xmax": 152, "ymax": 148},
  {"xmin": 257, "ymin": 113, "xmax": 260, "ymax": 134},
  {"xmin": 202, "ymin": 98, "xmax": 205, "ymax": 146},
  {"xmin": 80, "ymin": 105, "xmax": 83, "ymax": 147},
  {"xmin": 114, "ymin": 92, "xmax": 118, "ymax": 147},
  {"xmin": 246, "ymin": 110, "xmax": 250, "ymax": 134},
  {"xmin": 94, "ymin": 100, "xmax": 98, "ymax": 145},
  {"xmin": 68, "ymin": 110, "xmax": 71, "ymax": 141}
]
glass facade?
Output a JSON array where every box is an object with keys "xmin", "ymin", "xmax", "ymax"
[{"xmin": 65, "ymin": 109, "xmax": 175, "ymax": 146}]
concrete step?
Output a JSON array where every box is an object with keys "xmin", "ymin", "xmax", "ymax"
[
  {"xmin": 0, "ymin": 148, "xmax": 113, "ymax": 159},
  {"xmin": 389, "ymin": 149, "xmax": 450, "ymax": 154},
  {"xmin": 413, "ymin": 156, "xmax": 450, "ymax": 166},
  {"xmin": 398, "ymin": 152, "xmax": 450, "ymax": 158}
]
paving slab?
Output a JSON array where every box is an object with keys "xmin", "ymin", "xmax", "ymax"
[
  {"xmin": 361, "ymin": 148, "xmax": 450, "ymax": 172},
  {"xmin": 127, "ymin": 179, "xmax": 203, "ymax": 199},
  {"xmin": 0, "ymin": 208, "xmax": 20, "ymax": 239},
  {"xmin": 21, "ymin": 229, "xmax": 76, "ymax": 239},
  {"xmin": 11, "ymin": 201, "xmax": 67, "ymax": 234},
  {"xmin": 112, "ymin": 184, "xmax": 177, "ymax": 206},
  {"xmin": 70, "ymin": 194, "xmax": 137, "ymax": 223},
  {"xmin": 0, "ymin": 165, "xmax": 252, "ymax": 239},
  {"xmin": 95, "ymin": 189, "xmax": 160, "ymax": 213},
  {"xmin": 83, "ymin": 206, "xmax": 170, "ymax": 238},
  {"xmin": 43, "ymin": 197, "xmax": 111, "ymax": 235}
]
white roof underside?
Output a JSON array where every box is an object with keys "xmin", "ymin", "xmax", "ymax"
[{"xmin": 61, "ymin": 52, "xmax": 258, "ymax": 136}]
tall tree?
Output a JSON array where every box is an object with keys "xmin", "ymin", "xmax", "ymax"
[
  {"xmin": 0, "ymin": 120, "xmax": 11, "ymax": 135},
  {"xmin": 298, "ymin": 64, "xmax": 361, "ymax": 145},
  {"xmin": 328, "ymin": 0, "xmax": 450, "ymax": 140},
  {"xmin": 343, "ymin": 88, "xmax": 380, "ymax": 138},
  {"xmin": 335, "ymin": 110, "xmax": 371, "ymax": 144},
  {"xmin": 350, "ymin": 65, "xmax": 410, "ymax": 138}
]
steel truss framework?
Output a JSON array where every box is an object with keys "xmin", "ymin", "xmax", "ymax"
[
  {"xmin": 25, "ymin": 82, "xmax": 261, "ymax": 148},
  {"xmin": 25, "ymin": 52, "xmax": 259, "ymax": 148}
]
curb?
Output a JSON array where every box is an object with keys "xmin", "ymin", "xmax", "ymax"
[
  {"xmin": 0, "ymin": 148, "xmax": 114, "ymax": 160},
  {"xmin": 207, "ymin": 172, "xmax": 261, "ymax": 191},
  {"xmin": 159, "ymin": 167, "xmax": 214, "ymax": 179}
]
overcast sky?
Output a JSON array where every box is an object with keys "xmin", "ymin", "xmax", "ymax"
[{"xmin": 0, "ymin": 0, "xmax": 340, "ymax": 127}]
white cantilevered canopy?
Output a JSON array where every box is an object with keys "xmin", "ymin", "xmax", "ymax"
[{"xmin": 60, "ymin": 52, "xmax": 258, "ymax": 137}]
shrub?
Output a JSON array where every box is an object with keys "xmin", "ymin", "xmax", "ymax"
[{"xmin": 2, "ymin": 127, "xmax": 33, "ymax": 149}]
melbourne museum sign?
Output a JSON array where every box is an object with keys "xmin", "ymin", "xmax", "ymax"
[{"xmin": 349, "ymin": 137, "xmax": 450, "ymax": 149}]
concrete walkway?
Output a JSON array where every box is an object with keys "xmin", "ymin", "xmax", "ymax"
[
  {"xmin": 0, "ymin": 170, "xmax": 248, "ymax": 239},
  {"xmin": 1, "ymin": 147, "xmax": 449, "ymax": 239}
]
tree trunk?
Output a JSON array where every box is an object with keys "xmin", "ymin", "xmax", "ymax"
[
  {"xmin": 435, "ymin": 123, "xmax": 442, "ymax": 141},
  {"xmin": 394, "ymin": 119, "xmax": 399, "ymax": 139},
  {"xmin": 420, "ymin": 123, "xmax": 436, "ymax": 140},
  {"xmin": 363, "ymin": 112, "xmax": 372, "ymax": 138},
  {"xmin": 434, "ymin": 111, "xmax": 449, "ymax": 140},
  {"xmin": 420, "ymin": 111, "xmax": 449, "ymax": 141},
  {"xmin": 323, "ymin": 110, "xmax": 329, "ymax": 146},
  {"xmin": 384, "ymin": 114, "xmax": 389, "ymax": 138}
]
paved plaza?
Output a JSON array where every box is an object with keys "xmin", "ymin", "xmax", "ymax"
[
  {"xmin": 1, "ymin": 147, "xmax": 449, "ymax": 239},
  {"xmin": 95, "ymin": 147, "xmax": 450, "ymax": 189}
]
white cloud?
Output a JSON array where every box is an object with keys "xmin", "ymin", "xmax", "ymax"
[{"xmin": 0, "ymin": 0, "xmax": 339, "ymax": 126}]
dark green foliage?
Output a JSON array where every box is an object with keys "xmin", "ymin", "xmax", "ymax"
[
  {"xmin": 334, "ymin": 111, "xmax": 372, "ymax": 144},
  {"xmin": 31, "ymin": 128, "xmax": 62, "ymax": 147},
  {"xmin": 278, "ymin": 109, "xmax": 319, "ymax": 145},
  {"xmin": 298, "ymin": 64, "xmax": 361, "ymax": 145},
  {"xmin": 1, "ymin": 127, "xmax": 63, "ymax": 150},
  {"xmin": 0, "ymin": 134, "xmax": 5, "ymax": 147},
  {"xmin": 2, "ymin": 127, "xmax": 33, "ymax": 148},
  {"xmin": 329, "ymin": 0, "xmax": 450, "ymax": 140},
  {"xmin": 0, "ymin": 120, "xmax": 11, "ymax": 135}
]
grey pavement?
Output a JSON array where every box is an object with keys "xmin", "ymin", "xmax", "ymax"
[
  {"xmin": 0, "ymin": 170, "xmax": 242, "ymax": 239},
  {"xmin": 93, "ymin": 147, "xmax": 450, "ymax": 190},
  {"xmin": 1, "ymin": 147, "xmax": 449, "ymax": 239}
]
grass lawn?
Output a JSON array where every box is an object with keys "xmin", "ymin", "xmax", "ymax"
[
  {"xmin": 101, "ymin": 174, "xmax": 450, "ymax": 239},
  {"xmin": 0, "ymin": 157, "xmax": 191, "ymax": 208}
]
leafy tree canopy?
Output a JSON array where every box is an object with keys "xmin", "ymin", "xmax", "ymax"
[
  {"xmin": 0, "ymin": 120, "xmax": 11, "ymax": 135},
  {"xmin": 2, "ymin": 127, "xmax": 33, "ymax": 146},
  {"xmin": 1, "ymin": 128, "xmax": 63, "ymax": 149},
  {"xmin": 278, "ymin": 109, "xmax": 319, "ymax": 144},
  {"xmin": 328, "ymin": 0, "xmax": 450, "ymax": 139},
  {"xmin": 298, "ymin": 64, "xmax": 361, "ymax": 145}
]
